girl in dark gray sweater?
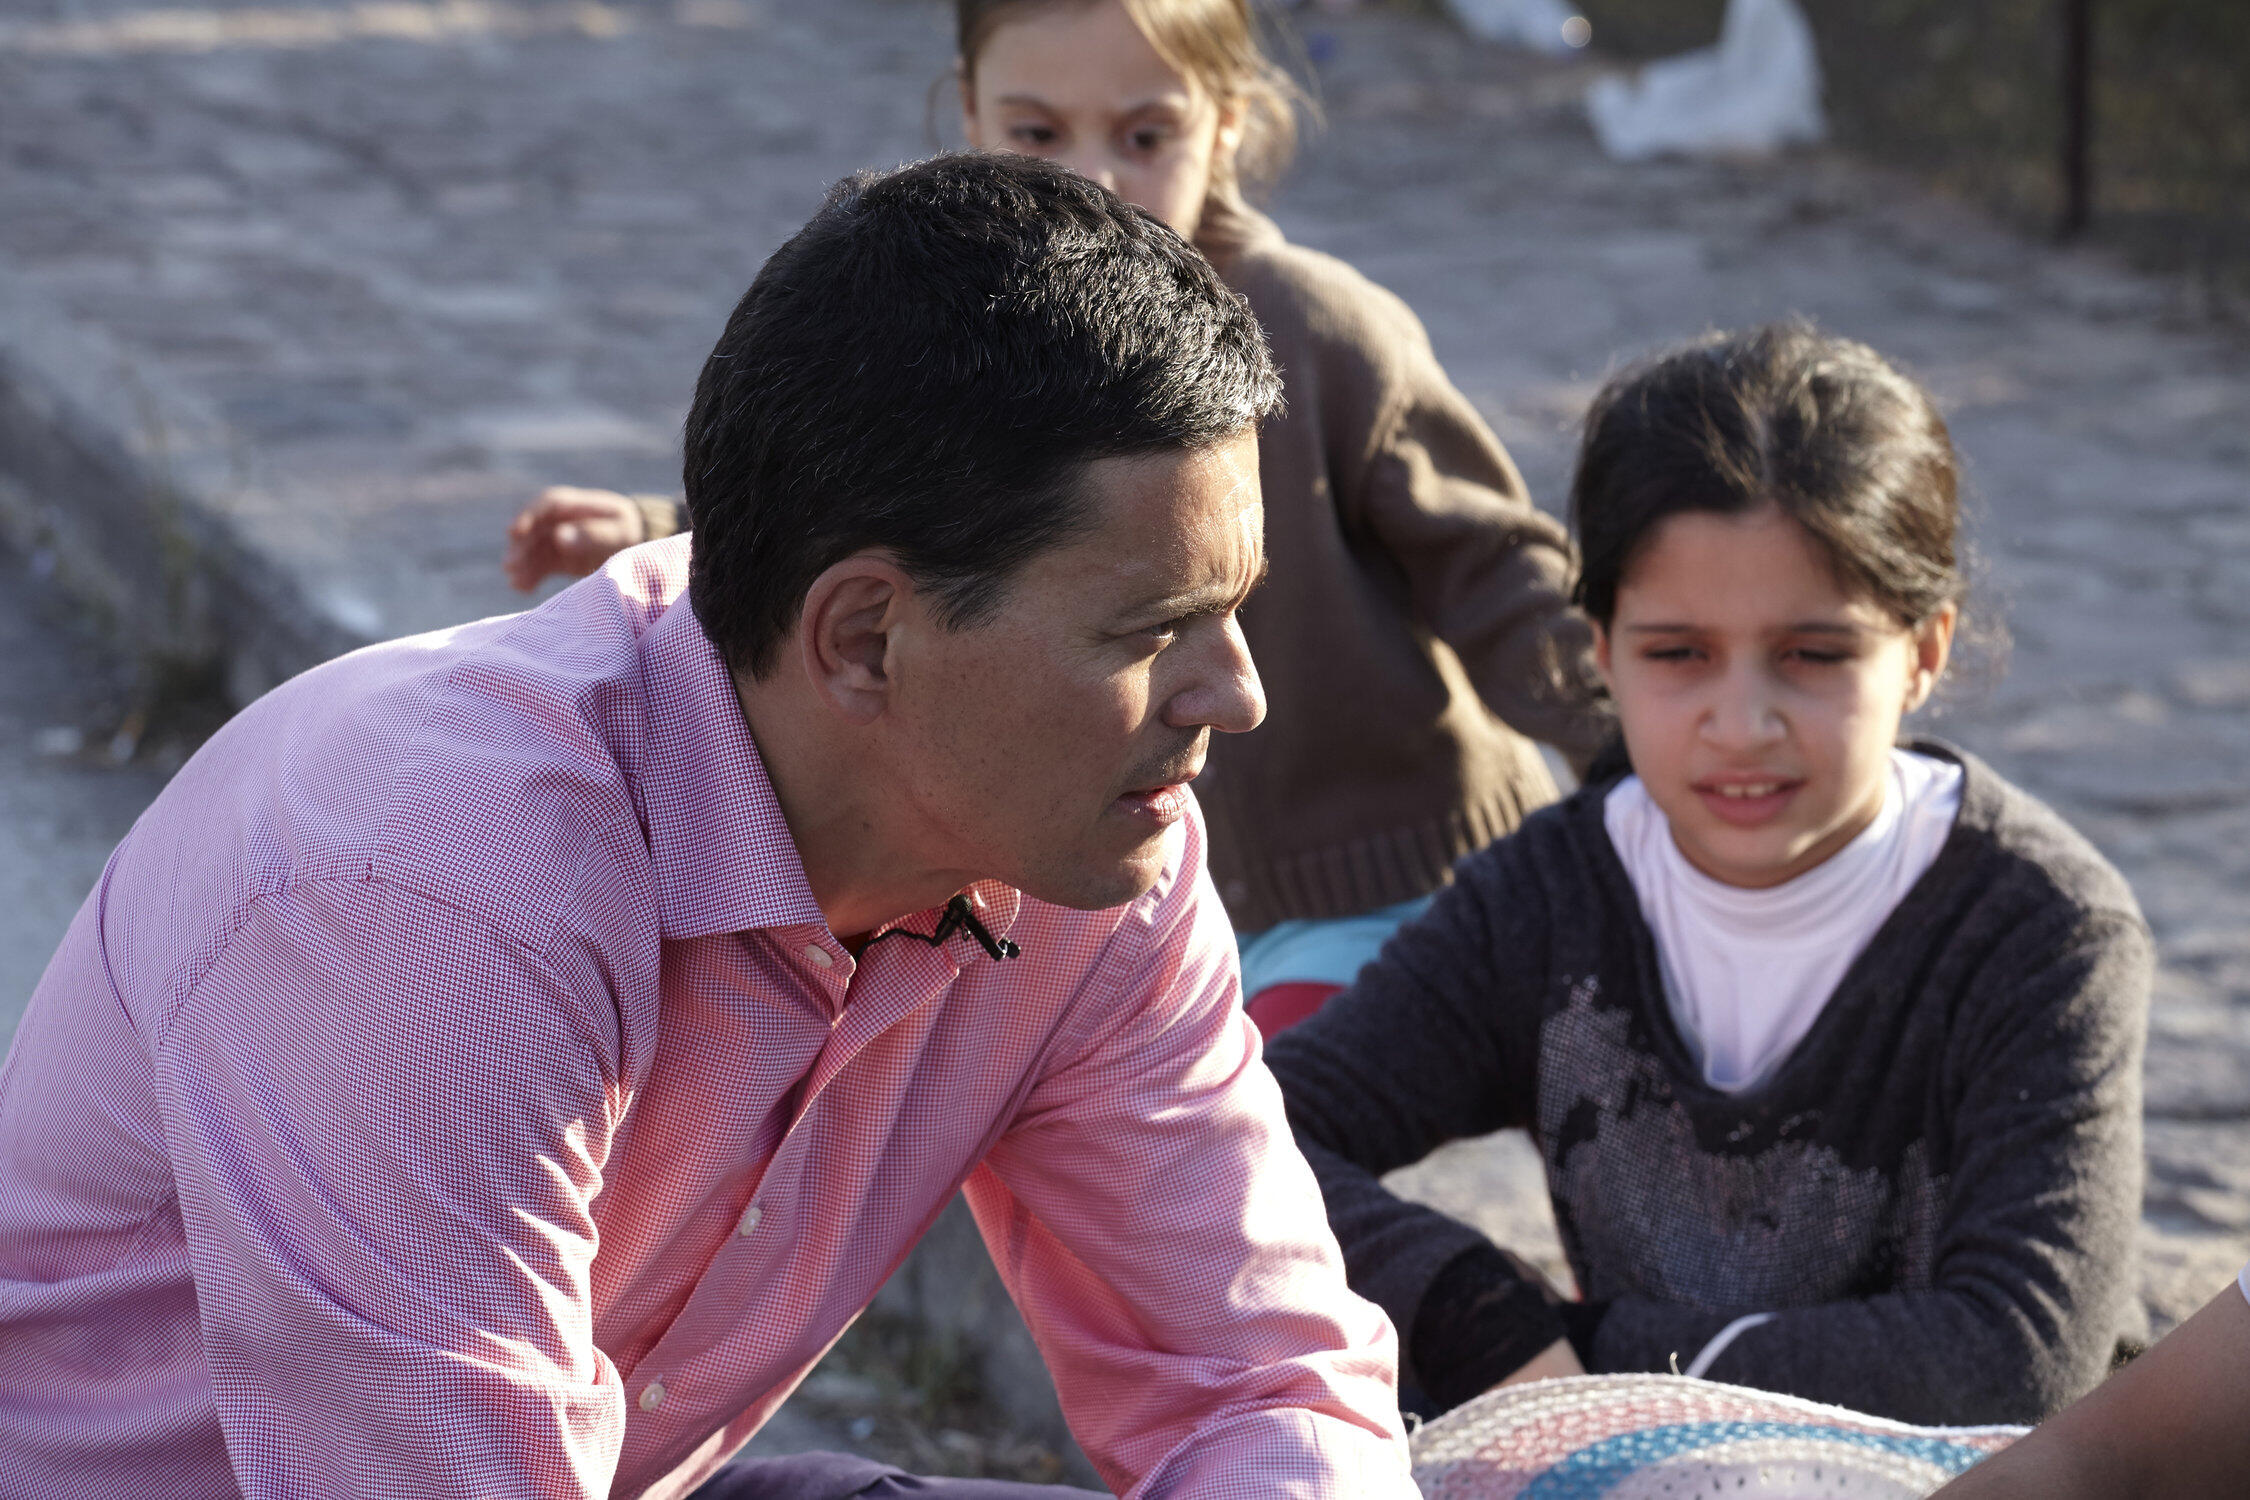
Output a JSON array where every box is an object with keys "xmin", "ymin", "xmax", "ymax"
[{"xmin": 1266, "ymin": 322, "xmax": 2152, "ymax": 1427}]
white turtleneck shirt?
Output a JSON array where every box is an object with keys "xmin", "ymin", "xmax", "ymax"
[{"xmin": 1602, "ymin": 748, "xmax": 1965, "ymax": 1094}]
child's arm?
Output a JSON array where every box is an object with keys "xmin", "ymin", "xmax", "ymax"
[
  {"xmin": 1335, "ymin": 288, "xmax": 1611, "ymax": 766},
  {"xmin": 1584, "ymin": 906, "xmax": 2152, "ymax": 1424},
  {"xmin": 1264, "ymin": 827, "xmax": 1568, "ymax": 1406},
  {"xmin": 502, "ymin": 487, "xmax": 683, "ymax": 590},
  {"xmin": 1933, "ymin": 1279, "xmax": 2250, "ymax": 1499}
]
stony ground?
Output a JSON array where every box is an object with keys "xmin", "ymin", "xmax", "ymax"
[
  {"xmin": 2, "ymin": 0, "xmax": 2246, "ymax": 1473},
  {"xmin": 0, "ymin": 555, "xmax": 179, "ymax": 1041}
]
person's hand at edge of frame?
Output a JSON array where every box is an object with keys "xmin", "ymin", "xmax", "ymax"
[{"xmin": 503, "ymin": 486, "xmax": 670, "ymax": 592}]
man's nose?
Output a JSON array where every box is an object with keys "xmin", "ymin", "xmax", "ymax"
[{"xmin": 1168, "ymin": 618, "xmax": 1265, "ymax": 736}]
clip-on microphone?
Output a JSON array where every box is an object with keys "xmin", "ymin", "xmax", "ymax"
[{"xmin": 861, "ymin": 894, "xmax": 1022, "ymax": 962}]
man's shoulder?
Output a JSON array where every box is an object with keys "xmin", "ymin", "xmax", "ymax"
[
  {"xmin": 370, "ymin": 580, "xmax": 678, "ymax": 951},
  {"xmin": 122, "ymin": 550, "xmax": 688, "ymax": 972}
]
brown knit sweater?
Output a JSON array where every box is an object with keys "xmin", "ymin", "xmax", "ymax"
[{"xmin": 1192, "ymin": 200, "xmax": 1608, "ymax": 931}]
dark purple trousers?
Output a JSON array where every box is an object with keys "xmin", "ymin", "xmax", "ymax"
[{"xmin": 690, "ymin": 1451, "xmax": 1107, "ymax": 1500}]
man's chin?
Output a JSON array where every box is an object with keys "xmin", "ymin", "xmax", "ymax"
[{"xmin": 1018, "ymin": 837, "xmax": 1174, "ymax": 913}]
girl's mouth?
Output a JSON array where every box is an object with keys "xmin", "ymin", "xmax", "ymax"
[{"xmin": 1693, "ymin": 777, "xmax": 1804, "ymax": 827}]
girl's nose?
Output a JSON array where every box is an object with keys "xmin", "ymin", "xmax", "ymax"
[
  {"xmin": 1058, "ymin": 151, "xmax": 1119, "ymax": 194},
  {"xmin": 1704, "ymin": 668, "xmax": 1785, "ymax": 750}
]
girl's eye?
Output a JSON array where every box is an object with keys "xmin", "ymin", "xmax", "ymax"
[
  {"xmin": 1125, "ymin": 126, "xmax": 1174, "ymax": 154},
  {"xmin": 1641, "ymin": 646, "xmax": 1701, "ymax": 663},
  {"xmin": 1009, "ymin": 124, "xmax": 1059, "ymax": 148},
  {"xmin": 1785, "ymin": 648, "xmax": 1851, "ymax": 665}
]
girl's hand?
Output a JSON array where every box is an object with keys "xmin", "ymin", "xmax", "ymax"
[
  {"xmin": 503, "ymin": 486, "xmax": 649, "ymax": 591},
  {"xmin": 1496, "ymin": 1336, "xmax": 1585, "ymax": 1388}
]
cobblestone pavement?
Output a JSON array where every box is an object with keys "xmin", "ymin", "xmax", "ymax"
[
  {"xmin": 0, "ymin": 557, "xmax": 176, "ymax": 1043},
  {"xmin": 2, "ymin": 0, "xmax": 2246, "ymax": 1436}
]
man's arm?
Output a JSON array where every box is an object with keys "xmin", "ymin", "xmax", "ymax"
[
  {"xmin": 153, "ymin": 880, "xmax": 625, "ymax": 1500},
  {"xmin": 1932, "ymin": 1280, "xmax": 2250, "ymax": 1499},
  {"xmin": 969, "ymin": 834, "xmax": 1417, "ymax": 1498}
]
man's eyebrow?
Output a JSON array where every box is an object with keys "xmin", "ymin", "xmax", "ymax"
[{"xmin": 1129, "ymin": 557, "xmax": 1270, "ymax": 619}]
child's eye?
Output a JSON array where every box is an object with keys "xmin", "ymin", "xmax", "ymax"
[
  {"xmin": 1785, "ymin": 648, "xmax": 1851, "ymax": 665},
  {"xmin": 1009, "ymin": 124, "xmax": 1059, "ymax": 149},
  {"xmin": 1125, "ymin": 126, "xmax": 1174, "ymax": 154},
  {"xmin": 1641, "ymin": 646, "xmax": 1701, "ymax": 663}
]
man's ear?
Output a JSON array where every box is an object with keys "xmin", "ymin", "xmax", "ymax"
[{"xmin": 796, "ymin": 555, "xmax": 915, "ymax": 725}]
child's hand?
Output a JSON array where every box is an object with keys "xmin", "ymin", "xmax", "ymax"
[
  {"xmin": 1496, "ymin": 1337, "xmax": 1585, "ymax": 1389},
  {"xmin": 503, "ymin": 487, "xmax": 651, "ymax": 591}
]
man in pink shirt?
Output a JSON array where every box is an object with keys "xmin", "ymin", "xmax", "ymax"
[{"xmin": 0, "ymin": 155, "xmax": 1416, "ymax": 1500}]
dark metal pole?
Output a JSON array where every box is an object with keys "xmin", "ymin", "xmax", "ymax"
[{"xmin": 2060, "ymin": 0, "xmax": 2092, "ymax": 237}]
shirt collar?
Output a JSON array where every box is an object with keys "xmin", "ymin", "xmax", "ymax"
[
  {"xmin": 631, "ymin": 590, "xmax": 1029, "ymax": 957},
  {"xmin": 635, "ymin": 593, "xmax": 828, "ymax": 941}
]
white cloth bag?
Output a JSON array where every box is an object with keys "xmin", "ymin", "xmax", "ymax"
[{"xmin": 1584, "ymin": 0, "xmax": 1826, "ymax": 161}]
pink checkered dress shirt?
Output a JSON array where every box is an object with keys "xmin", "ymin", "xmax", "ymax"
[{"xmin": 0, "ymin": 540, "xmax": 1413, "ymax": 1500}]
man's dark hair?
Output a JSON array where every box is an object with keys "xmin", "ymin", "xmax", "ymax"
[{"xmin": 682, "ymin": 152, "xmax": 1281, "ymax": 678}]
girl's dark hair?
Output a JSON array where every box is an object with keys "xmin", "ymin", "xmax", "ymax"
[
  {"xmin": 1570, "ymin": 321, "xmax": 1967, "ymax": 632},
  {"xmin": 956, "ymin": 0, "xmax": 1308, "ymax": 196}
]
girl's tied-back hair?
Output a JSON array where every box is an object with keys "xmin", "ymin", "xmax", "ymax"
[
  {"xmin": 1569, "ymin": 321, "xmax": 1971, "ymax": 637},
  {"xmin": 955, "ymin": 0, "xmax": 1312, "ymax": 198}
]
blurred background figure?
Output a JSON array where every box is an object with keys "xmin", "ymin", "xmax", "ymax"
[{"xmin": 504, "ymin": 0, "xmax": 1615, "ymax": 1040}]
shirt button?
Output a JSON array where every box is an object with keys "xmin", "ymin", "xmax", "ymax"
[
  {"xmin": 638, "ymin": 1380, "xmax": 666, "ymax": 1413},
  {"xmin": 736, "ymin": 1202, "xmax": 763, "ymax": 1236},
  {"xmin": 802, "ymin": 943, "xmax": 833, "ymax": 968}
]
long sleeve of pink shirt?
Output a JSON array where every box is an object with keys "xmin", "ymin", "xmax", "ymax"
[
  {"xmin": 149, "ymin": 878, "xmax": 628, "ymax": 1499},
  {"xmin": 971, "ymin": 859, "xmax": 1409, "ymax": 1498}
]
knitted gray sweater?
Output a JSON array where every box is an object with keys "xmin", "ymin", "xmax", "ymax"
[{"xmin": 1266, "ymin": 744, "xmax": 2151, "ymax": 1425}]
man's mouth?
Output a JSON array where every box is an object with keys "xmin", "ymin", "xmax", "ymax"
[{"xmin": 1115, "ymin": 767, "xmax": 1199, "ymax": 828}]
